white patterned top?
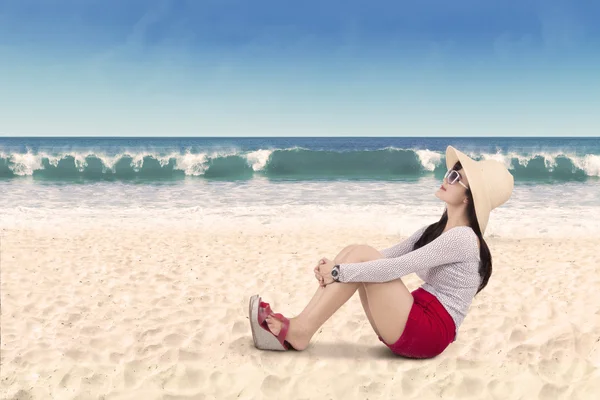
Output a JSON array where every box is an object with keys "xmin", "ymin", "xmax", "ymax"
[{"xmin": 338, "ymin": 225, "xmax": 481, "ymax": 339}]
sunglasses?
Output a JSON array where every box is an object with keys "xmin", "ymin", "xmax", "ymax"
[{"xmin": 444, "ymin": 169, "xmax": 469, "ymax": 190}]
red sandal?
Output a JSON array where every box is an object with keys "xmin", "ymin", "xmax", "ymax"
[{"xmin": 249, "ymin": 294, "xmax": 295, "ymax": 351}]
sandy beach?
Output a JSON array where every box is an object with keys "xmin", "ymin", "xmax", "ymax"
[{"xmin": 1, "ymin": 222, "xmax": 599, "ymax": 399}]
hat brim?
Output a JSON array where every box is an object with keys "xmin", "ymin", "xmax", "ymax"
[{"xmin": 445, "ymin": 146, "xmax": 491, "ymax": 235}]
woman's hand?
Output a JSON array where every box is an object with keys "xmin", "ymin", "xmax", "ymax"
[
  {"xmin": 314, "ymin": 259, "xmax": 326, "ymax": 286},
  {"xmin": 316, "ymin": 257, "xmax": 336, "ymax": 286}
]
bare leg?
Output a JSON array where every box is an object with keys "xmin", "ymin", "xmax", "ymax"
[
  {"xmin": 265, "ymin": 244, "xmax": 366, "ymax": 350},
  {"xmin": 267, "ymin": 280, "xmax": 361, "ymax": 350},
  {"xmin": 299, "ymin": 244, "xmax": 382, "ymax": 337},
  {"xmin": 266, "ymin": 244, "xmax": 413, "ymax": 350},
  {"xmin": 362, "ymin": 280, "xmax": 413, "ymax": 344},
  {"xmin": 297, "ymin": 244, "xmax": 359, "ymax": 317},
  {"xmin": 299, "ymin": 283, "xmax": 380, "ymax": 337},
  {"xmin": 358, "ymin": 284, "xmax": 380, "ymax": 337}
]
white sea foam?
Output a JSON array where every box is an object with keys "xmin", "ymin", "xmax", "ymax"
[
  {"xmin": 415, "ymin": 149, "xmax": 443, "ymax": 171},
  {"xmin": 245, "ymin": 149, "xmax": 273, "ymax": 171},
  {"xmin": 1, "ymin": 178, "xmax": 598, "ymax": 239},
  {"xmin": 1, "ymin": 148, "xmax": 599, "ymax": 177}
]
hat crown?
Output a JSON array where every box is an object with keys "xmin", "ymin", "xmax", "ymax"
[
  {"xmin": 445, "ymin": 145, "xmax": 514, "ymax": 235},
  {"xmin": 480, "ymin": 160, "xmax": 514, "ymax": 210}
]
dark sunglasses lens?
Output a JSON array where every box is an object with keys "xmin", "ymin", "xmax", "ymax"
[{"xmin": 448, "ymin": 170, "xmax": 459, "ymax": 183}]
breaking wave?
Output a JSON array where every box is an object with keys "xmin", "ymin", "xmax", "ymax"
[{"xmin": 0, "ymin": 148, "xmax": 598, "ymax": 181}]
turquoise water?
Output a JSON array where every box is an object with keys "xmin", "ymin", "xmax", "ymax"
[
  {"xmin": 0, "ymin": 137, "xmax": 598, "ymax": 181},
  {"xmin": 1, "ymin": 137, "xmax": 599, "ymax": 238}
]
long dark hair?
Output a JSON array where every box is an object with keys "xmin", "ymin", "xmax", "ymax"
[{"xmin": 413, "ymin": 161, "xmax": 492, "ymax": 294}]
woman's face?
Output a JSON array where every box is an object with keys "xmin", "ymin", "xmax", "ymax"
[{"xmin": 435, "ymin": 168, "xmax": 470, "ymax": 205}]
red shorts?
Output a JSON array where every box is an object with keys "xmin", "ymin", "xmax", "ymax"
[{"xmin": 378, "ymin": 288, "xmax": 456, "ymax": 359}]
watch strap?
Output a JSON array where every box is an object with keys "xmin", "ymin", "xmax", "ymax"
[{"xmin": 332, "ymin": 264, "xmax": 340, "ymax": 281}]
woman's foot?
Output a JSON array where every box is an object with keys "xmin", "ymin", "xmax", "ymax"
[{"xmin": 265, "ymin": 314, "xmax": 311, "ymax": 351}]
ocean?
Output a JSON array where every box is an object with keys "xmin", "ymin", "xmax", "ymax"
[{"xmin": 1, "ymin": 136, "xmax": 599, "ymax": 238}]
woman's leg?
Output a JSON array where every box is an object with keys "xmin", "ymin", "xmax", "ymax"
[
  {"xmin": 362, "ymin": 280, "xmax": 413, "ymax": 344},
  {"xmin": 267, "ymin": 279, "xmax": 362, "ymax": 350},
  {"xmin": 331, "ymin": 245, "xmax": 414, "ymax": 344},
  {"xmin": 341, "ymin": 246, "xmax": 414, "ymax": 344},
  {"xmin": 297, "ymin": 244, "xmax": 359, "ymax": 318},
  {"xmin": 301, "ymin": 268, "xmax": 382, "ymax": 337},
  {"xmin": 358, "ymin": 284, "xmax": 380, "ymax": 337},
  {"xmin": 266, "ymin": 244, "xmax": 414, "ymax": 350},
  {"xmin": 299, "ymin": 245, "xmax": 409, "ymax": 341}
]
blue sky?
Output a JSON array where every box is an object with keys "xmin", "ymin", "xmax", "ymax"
[{"xmin": 0, "ymin": 0, "xmax": 599, "ymax": 137}]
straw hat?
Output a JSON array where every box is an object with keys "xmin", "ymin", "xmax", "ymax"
[{"xmin": 445, "ymin": 146, "xmax": 514, "ymax": 235}]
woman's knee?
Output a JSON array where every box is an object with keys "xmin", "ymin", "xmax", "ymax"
[
  {"xmin": 333, "ymin": 244, "xmax": 360, "ymax": 264},
  {"xmin": 345, "ymin": 245, "xmax": 384, "ymax": 263}
]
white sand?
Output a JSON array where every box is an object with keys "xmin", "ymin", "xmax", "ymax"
[{"xmin": 1, "ymin": 223, "xmax": 599, "ymax": 399}]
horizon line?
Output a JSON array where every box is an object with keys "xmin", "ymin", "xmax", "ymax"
[{"xmin": 1, "ymin": 135, "xmax": 599, "ymax": 139}]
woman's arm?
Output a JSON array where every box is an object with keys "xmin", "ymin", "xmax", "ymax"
[
  {"xmin": 378, "ymin": 225, "xmax": 429, "ymax": 258},
  {"xmin": 339, "ymin": 227, "xmax": 479, "ymax": 283}
]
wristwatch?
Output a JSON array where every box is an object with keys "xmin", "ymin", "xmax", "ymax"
[{"xmin": 331, "ymin": 264, "xmax": 340, "ymax": 282}]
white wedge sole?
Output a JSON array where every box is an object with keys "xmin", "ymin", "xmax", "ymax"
[{"xmin": 248, "ymin": 294, "xmax": 287, "ymax": 351}]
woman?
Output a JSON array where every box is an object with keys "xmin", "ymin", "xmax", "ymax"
[{"xmin": 248, "ymin": 145, "xmax": 514, "ymax": 358}]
